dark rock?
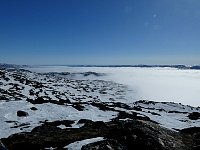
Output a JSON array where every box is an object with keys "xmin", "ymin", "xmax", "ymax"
[
  {"xmin": 82, "ymin": 72, "xmax": 105, "ymax": 77},
  {"xmin": 99, "ymin": 90, "xmax": 107, "ymax": 94},
  {"xmin": 1, "ymin": 121, "xmax": 107, "ymax": 150},
  {"xmin": 1, "ymin": 119, "xmax": 193, "ymax": 150},
  {"xmin": 133, "ymin": 106, "xmax": 142, "ymax": 111},
  {"xmin": 0, "ymin": 96, "xmax": 9, "ymax": 100},
  {"xmin": 34, "ymin": 97, "xmax": 46, "ymax": 104},
  {"xmin": 107, "ymin": 120, "xmax": 187, "ymax": 150},
  {"xmin": 82, "ymin": 139, "xmax": 125, "ymax": 150},
  {"xmin": 193, "ymin": 132, "xmax": 200, "ymax": 150},
  {"xmin": 135, "ymin": 100, "xmax": 156, "ymax": 105},
  {"xmin": 91, "ymin": 102, "xmax": 115, "ymax": 111},
  {"xmin": 190, "ymin": 66, "xmax": 200, "ymax": 70},
  {"xmin": 31, "ymin": 120, "xmax": 75, "ymax": 135},
  {"xmin": 78, "ymin": 119, "xmax": 94, "ymax": 125},
  {"xmin": 4, "ymin": 77, "xmax": 10, "ymax": 82},
  {"xmin": 168, "ymin": 111, "xmax": 188, "ymax": 114},
  {"xmin": 188, "ymin": 112, "xmax": 200, "ymax": 120},
  {"xmin": 112, "ymin": 102, "xmax": 132, "ymax": 110},
  {"xmin": 29, "ymin": 90, "xmax": 34, "ymax": 96},
  {"xmin": 33, "ymin": 82, "xmax": 44, "ymax": 88},
  {"xmin": 5, "ymin": 121, "xmax": 18, "ymax": 124},
  {"xmin": 109, "ymin": 98, "xmax": 115, "ymax": 101},
  {"xmin": 30, "ymin": 107, "xmax": 37, "ymax": 111},
  {"xmin": 180, "ymin": 127, "xmax": 200, "ymax": 150},
  {"xmin": 157, "ymin": 108, "xmax": 165, "ymax": 112},
  {"xmin": 28, "ymin": 96, "xmax": 71, "ymax": 106},
  {"xmin": 136, "ymin": 115, "xmax": 152, "ymax": 122},
  {"xmin": 10, "ymin": 123, "xmax": 30, "ymax": 129},
  {"xmin": 59, "ymin": 98, "xmax": 71, "ymax": 104},
  {"xmin": 91, "ymin": 121, "xmax": 107, "ymax": 128},
  {"xmin": 116, "ymin": 111, "xmax": 137, "ymax": 120},
  {"xmin": 72, "ymin": 103, "xmax": 85, "ymax": 111},
  {"xmin": 17, "ymin": 111, "xmax": 29, "ymax": 117},
  {"xmin": 180, "ymin": 127, "xmax": 200, "ymax": 134},
  {"xmin": 27, "ymin": 97, "xmax": 46, "ymax": 104},
  {"xmin": 0, "ymin": 140, "xmax": 7, "ymax": 150}
]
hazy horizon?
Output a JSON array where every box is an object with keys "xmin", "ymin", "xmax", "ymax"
[{"xmin": 1, "ymin": 62, "xmax": 200, "ymax": 67}]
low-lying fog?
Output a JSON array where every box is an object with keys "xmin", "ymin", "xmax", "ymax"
[{"xmin": 29, "ymin": 66, "xmax": 200, "ymax": 107}]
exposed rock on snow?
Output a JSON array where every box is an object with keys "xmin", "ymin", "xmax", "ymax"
[
  {"xmin": 17, "ymin": 111, "xmax": 29, "ymax": 117},
  {"xmin": 188, "ymin": 112, "xmax": 200, "ymax": 120},
  {"xmin": 0, "ymin": 68, "xmax": 200, "ymax": 149},
  {"xmin": 1, "ymin": 118, "xmax": 198, "ymax": 150}
]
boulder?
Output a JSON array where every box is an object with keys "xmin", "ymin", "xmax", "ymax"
[{"xmin": 17, "ymin": 111, "xmax": 29, "ymax": 117}]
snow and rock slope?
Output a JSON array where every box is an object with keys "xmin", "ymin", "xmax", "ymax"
[{"xmin": 0, "ymin": 68, "xmax": 200, "ymax": 149}]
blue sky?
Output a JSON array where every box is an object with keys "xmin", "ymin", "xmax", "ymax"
[{"xmin": 0, "ymin": 0, "xmax": 200, "ymax": 65}]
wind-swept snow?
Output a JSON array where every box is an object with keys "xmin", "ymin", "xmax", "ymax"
[{"xmin": 64, "ymin": 137, "xmax": 104, "ymax": 150}]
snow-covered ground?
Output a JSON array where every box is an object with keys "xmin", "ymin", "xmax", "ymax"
[
  {"xmin": 1, "ymin": 66, "xmax": 200, "ymax": 147},
  {"xmin": 0, "ymin": 100, "xmax": 117, "ymax": 138}
]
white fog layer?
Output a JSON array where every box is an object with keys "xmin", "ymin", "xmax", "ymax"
[{"xmin": 29, "ymin": 66, "xmax": 200, "ymax": 107}]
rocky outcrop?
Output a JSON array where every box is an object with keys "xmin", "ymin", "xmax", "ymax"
[
  {"xmin": 1, "ymin": 117, "xmax": 198, "ymax": 150},
  {"xmin": 188, "ymin": 112, "xmax": 200, "ymax": 120},
  {"xmin": 180, "ymin": 127, "xmax": 200, "ymax": 150}
]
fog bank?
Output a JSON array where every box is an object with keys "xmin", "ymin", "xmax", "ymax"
[{"xmin": 29, "ymin": 66, "xmax": 200, "ymax": 107}]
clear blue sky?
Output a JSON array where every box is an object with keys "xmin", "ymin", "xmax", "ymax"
[{"xmin": 0, "ymin": 0, "xmax": 200, "ymax": 65}]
